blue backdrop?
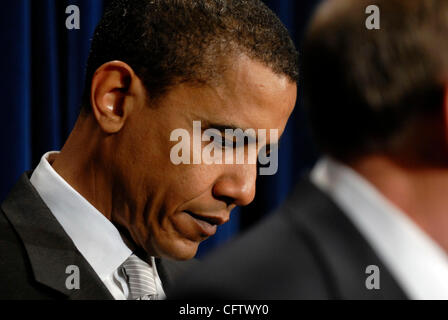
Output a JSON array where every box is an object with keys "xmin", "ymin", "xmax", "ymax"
[{"xmin": 0, "ymin": 0, "xmax": 320, "ymax": 257}]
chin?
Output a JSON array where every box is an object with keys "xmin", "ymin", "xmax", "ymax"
[
  {"xmin": 151, "ymin": 237, "xmax": 200, "ymax": 261},
  {"xmin": 171, "ymin": 250, "xmax": 197, "ymax": 261}
]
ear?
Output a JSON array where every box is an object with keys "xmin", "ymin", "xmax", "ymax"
[
  {"xmin": 90, "ymin": 61, "xmax": 136, "ymax": 133},
  {"xmin": 440, "ymin": 84, "xmax": 448, "ymax": 161},
  {"xmin": 445, "ymin": 84, "xmax": 448, "ymax": 141}
]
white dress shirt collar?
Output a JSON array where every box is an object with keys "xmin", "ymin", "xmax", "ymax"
[
  {"xmin": 311, "ymin": 157, "xmax": 448, "ymax": 299},
  {"xmin": 30, "ymin": 151, "xmax": 133, "ymax": 281}
]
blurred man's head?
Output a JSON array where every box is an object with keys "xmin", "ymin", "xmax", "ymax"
[
  {"xmin": 61, "ymin": 0, "xmax": 298, "ymax": 260},
  {"xmin": 303, "ymin": 0, "xmax": 448, "ymax": 167}
]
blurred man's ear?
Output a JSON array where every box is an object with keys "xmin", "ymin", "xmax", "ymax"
[
  {"xmin": 90, "ymin": 61, "xmax": 137, "ymax": 133},
  {"xmin": 439, "ymin": 84, "xmax": 448, "ymax": 162},
  {"xmin": 444, "ymin": 85, "xmax": 448, "ymax": 144}
]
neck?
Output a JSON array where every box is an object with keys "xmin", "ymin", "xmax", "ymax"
[
  {"xmin": 52, "ymin": 114, "xmax": 114, "ymax": 220},
  {"xmin": 350, "ymin": 155, "xmax": 448, "ymax": 253}
]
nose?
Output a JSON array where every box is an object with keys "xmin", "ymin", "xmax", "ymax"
[{"xmin": 212, "ymin": 163, "xmax": 257, "ymax": 207}]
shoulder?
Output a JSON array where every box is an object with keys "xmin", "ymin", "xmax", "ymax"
[
  {"xmin": 0, "ymin": 175, "xmax": 66, "ymax": 299},
  {"xmin": 0, "ymin": 207, "xmax": 26, "ymax": 266},
  {"xmin": 172, "ymin": 177, "xmax": 408, "ymax": 299},
  {"xmin": 0, "ymin": 173, "xmax": 38, "ymax": 276},
  {"xmin": 0, "ymin": 207, "xmax": 58, "ymax": 299}
]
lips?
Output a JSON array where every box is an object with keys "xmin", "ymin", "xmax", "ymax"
[
  {"xmin": 184, "ymin": 210, "xmax": 219, "ymax": 237},
  {"xmin": 171, "ymin": 209, "xmax": 230, "ymax": 242}
]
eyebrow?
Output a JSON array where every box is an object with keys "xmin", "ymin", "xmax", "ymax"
[
  {"xmin": 202, "ymin": 121, "xmax": 257, "ymax": 140},
  {"xmin": 202, "ymin": 121, "xmax": 250, "ymax": 132}
]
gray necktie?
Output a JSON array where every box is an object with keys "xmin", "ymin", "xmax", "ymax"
[{"xmin": 122, "ymin": 254, "xmax": 159, "ymax": 300}]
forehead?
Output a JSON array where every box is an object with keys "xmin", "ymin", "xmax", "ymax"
[{"xmin": 191, "ymin": 55, "xmax": 297, "ymax": 134}]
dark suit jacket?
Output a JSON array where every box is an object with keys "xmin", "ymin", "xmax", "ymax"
[
  {"xmin": 171, "ymin": 178, "xmax": 408, "ymax": 300},
  {"xmin": 0, "ymin": 173, "xmax": 197, "ymax": 300}
]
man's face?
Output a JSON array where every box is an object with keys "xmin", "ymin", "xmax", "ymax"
[{"xmin": 112, "ymin": 55, "xmax": 297, "ymax": 260}]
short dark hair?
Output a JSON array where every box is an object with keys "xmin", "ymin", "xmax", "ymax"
[
  {"xmin": 82, "ymin": 0, "xmax": 299, "ymax": 111},
  {"xmin": 303, "ymin": 0, "xmax": 448, "ymax": 164}
]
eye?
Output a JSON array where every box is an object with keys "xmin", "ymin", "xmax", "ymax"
[
  {"xmin": 214, "ymin": 135, "xmax": 234, "ymax": 149},
  {"xmin": 205, "ymin": 130, "xmax": 236, "ymax": 149},
  {"xmin": 205, "ymin": 127, "xmax": 253, "ymax": 150}
]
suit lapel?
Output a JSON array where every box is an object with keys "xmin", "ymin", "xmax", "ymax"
[
  {"xmin": 283, "ymin": 178, "xmax": 408, "ymax": 299},
  {"xmin": 1, "ymin": 173, "xmax": 113, "ymax": 300}
]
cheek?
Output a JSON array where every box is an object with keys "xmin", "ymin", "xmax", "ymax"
[{"xmin": 171, "ymin": 163, "xmax": 222, "ymax": 199}]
